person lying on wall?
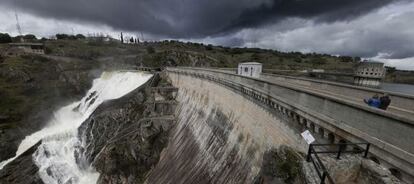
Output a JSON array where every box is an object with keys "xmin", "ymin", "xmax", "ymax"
[
  {"xmin": 379, "ymin": 93, "xmax": 391, "ymax": 110},
  {"xmin": 364, "ymin": 93, "xmax": 391, "ymax": 110},
  {"xmin": 364, "ymin": 94, "xmax": 381, "ymax": 108}
]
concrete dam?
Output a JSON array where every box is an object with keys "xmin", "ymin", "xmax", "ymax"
[
  {"xmin": 0, "ymin": 68, "xmax": 413, "ymax": 184},
  {"xmin": 157, "ymin": 67, "xmax": 414, "ymax": 183}
]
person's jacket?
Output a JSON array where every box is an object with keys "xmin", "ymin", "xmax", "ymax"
[{"xmin": 367, "ymin": 98, "xmax": 381, "ymax": 108}]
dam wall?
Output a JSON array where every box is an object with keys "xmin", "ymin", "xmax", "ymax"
[
  {"xmin": 165, "ymin": 67, "xmax": 414, "ymax": 182},
  {"xmin": 146, "ymin": 72, "xmax": 308, "ymax": 183}
]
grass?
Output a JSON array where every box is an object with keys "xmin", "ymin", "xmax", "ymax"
[{"xmin": 45, "ymin": 40, "xmax": 141, "ymax": 59}]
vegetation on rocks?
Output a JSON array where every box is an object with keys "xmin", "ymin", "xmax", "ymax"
[
  {"xmin": 254, "ymin": 145, "xmax": 305, "ymax": 184},
  {"xmin": 0, "ymin": 53, "xmax": 100, "ymax": 161}
]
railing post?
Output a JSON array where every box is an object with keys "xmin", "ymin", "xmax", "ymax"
[
  {"xmin": 364, "ymin": 143, "xmax": 370, "ymax": 158},
  {"xmin": 336, "ymin": 144, "xmax": 342, "ymax": 160},
  {"xmin": 307, "ymin": 145, "xmax": 313, "ymax": 162},
  {"xmin": 320, "ymin": 172, "xmax": 327, "ymax": 184}
]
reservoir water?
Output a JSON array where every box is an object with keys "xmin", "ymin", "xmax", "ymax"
[{"xmin": 380, "ymin": 83, "xmax": 414, "ymax": 96}]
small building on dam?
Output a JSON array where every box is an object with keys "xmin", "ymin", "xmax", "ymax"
[
  {"xmin": 238, "ymin": 62, "xmax": 262, "ymax": 78},
  {"xmin": 353, "ymin": 61, "xmax": 385, "ymax": 87}
]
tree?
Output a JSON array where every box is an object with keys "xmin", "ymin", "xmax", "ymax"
[
  {"xmin": 120, "ymin": 32, "xmax": 124, "ymax": 43},
  {"xmin": 23, "ymin": 34, "xmax": 37, "ymax": 40},
  {"xmin": 385, "ymin": 66, "xmax": 396, "ymax": 74},
  {"xmin": 12, "ymin": 35, "xmax": 24, "ymax": 42},
  {"xmin": 0, "ymin": 33, "xmax": 12, "ymax": 43},
  {"xmin": 130, "ymin": 37, "xmax": 134, "ymax": 43},
  {"xmin": 75, "ymin": 34, "xmax": 86, "ymax": 39},
  {"xmin": 68, "ymin": 35, "xmax": 77, "ymax": 40},
  {"xmin": 339, "ymin": 56, "xmax": 353, "ymax": 63},
  {"xmin": 205, "ymin": 44, "xmax": 213, "ymax": 50},
  {"xmin": 56, "ymin": 34, "xmax": 70, "ymax": 40}
]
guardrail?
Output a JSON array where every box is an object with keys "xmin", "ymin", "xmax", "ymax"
[{"xmin": 306, "ymin": 143, "xmax": 371, "ymax": 184}]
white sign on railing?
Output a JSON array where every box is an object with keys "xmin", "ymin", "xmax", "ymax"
[{"xmin": 301, "ymin": 130, "xmax": 315, "ymax": 144}]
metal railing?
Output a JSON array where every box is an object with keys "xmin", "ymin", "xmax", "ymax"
[{"xmin": 306, "ymin": 143, "xmax": 370, "ymax": 184}]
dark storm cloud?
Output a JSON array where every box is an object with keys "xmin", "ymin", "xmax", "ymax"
[{"xmin": 0, "ymin": 0, "xmax": 400, "ymax": 38}]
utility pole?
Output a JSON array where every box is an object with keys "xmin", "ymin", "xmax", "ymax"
[{"xmin": 14, "ymin": 0, "xmax": 23, "ymax": 42}]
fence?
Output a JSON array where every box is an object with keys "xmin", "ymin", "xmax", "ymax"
[{"xmin": 306, "ymin": 143, "xmax": 371, "ymax": 184}]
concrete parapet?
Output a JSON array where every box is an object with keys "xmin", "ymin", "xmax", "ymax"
[{"xmin": 260, "ymin": 73, "xmax": 414, "ymax": 119}]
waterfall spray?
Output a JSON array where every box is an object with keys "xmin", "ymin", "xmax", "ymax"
[{"xmin": 0, "ymin": 71, "xmax": 152, "ymax": 184}]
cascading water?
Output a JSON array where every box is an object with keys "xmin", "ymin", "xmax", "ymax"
[{"xmin": 0, "ymin": 71, "xmax": 152, "ymax": 184}]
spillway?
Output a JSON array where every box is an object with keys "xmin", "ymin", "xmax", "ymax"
[{"xmin": 0, "ymin": 71, "xmax": 152, "ymax": 184}]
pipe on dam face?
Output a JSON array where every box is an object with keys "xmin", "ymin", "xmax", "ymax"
[{"xmin": 145, "ymin": 72, "xmax": 307, "ymax": 184}]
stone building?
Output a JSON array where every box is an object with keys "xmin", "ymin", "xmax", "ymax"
[
  {"xmin": 238, "ymin": 62, "xmax": 262, "ymax": 78},
  {"xmin": 6, "ymin": 43, "xmax": 45, "ymax": 56},
  {"xmin": 353, "ymin": 61, "xmax": 385, "ymax": 87}
]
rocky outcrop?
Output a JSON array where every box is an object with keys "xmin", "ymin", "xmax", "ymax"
[
  {"xmin": 0, "ymin": 142, "xmax": 43, "ymax": 184},
  {"xmin": 357, "ymin": 159, "xmax": 402, "ymax": 184},
  {"xmin": 77, "ymin": 73, "xmax": 177, "ymax": 184},
  {"xmin": 302, "ymin": 154, "xmax": 402, "ymax": 184},
  {"xmin": 254, "ymin": 146, "xmax": 306, "ymax": 184},
  {"xmin": 0, "ymin": 55, "xmax": 101, "ymax": 161}
]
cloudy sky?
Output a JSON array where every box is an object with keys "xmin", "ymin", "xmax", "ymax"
[{"xmin": 0, "ymin": 0, "xmax": 413, "ymax": 70}]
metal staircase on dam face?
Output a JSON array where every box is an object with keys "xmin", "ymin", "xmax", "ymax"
[
  {"xmin": 107, "ymin": 73, "xmax": 178, "ymax": 144},
  {"xmin": 306, "ymin": 143, "xmax": 371, "ymax": 184}
]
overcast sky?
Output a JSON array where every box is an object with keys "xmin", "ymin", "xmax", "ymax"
[{"xmin": 0, "ymin": 0, "xmax": 413, "ymax": 70}]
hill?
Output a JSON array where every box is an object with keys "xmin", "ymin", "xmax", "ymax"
[{"xmin": 41, "ymin": 39, "xmax": 359, "ymax": 72}]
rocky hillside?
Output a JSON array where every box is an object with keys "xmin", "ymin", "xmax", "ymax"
[
  {"xmin": 39, "ymin": 39, "xmax": 358, "ymax": 71},
  {"xmin": 77, "ymin": 73, "xmax": 176, "ymax": 183},
  {"xmin": 0, "ymin": 54, "xmax": 103, "ymax": 161}
]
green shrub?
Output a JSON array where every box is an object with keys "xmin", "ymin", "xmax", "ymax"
[{"xmin": 0, "ymin": 33, "xmax": 12, "ymax": 43}]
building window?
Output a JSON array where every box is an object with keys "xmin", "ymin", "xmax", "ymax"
[{"xmin": 244, "ymin": 67, "xmax": 248, "ymax": 72}]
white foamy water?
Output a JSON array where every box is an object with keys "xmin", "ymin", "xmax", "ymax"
[{"xmin": 0, "ymin": 71, "xmax": 152, "ymax": 184}]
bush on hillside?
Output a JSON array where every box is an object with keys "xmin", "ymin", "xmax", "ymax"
[
  {"xmin": 56, "ymin": 34, "xmax": 78, "ymax": 40},
  {"xmin": 146, "ymin": 46, "xmax": 155, "ymax": 54},
  {"xmin": 0, "ymin": 33, "xmax": 12, "ymax": 43},
  {"xmin": 23, "ymin": 34, "xmax": 37, "ymax": 40},
  {"xmin": 205, "ymin": 44, "xmax": 213, "ymax": 50},
  {"xmin": 75, "ymin": 34, "xmax": 86, "ymax": 39}
]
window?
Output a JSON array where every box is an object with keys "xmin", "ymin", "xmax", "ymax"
[{"xmin": 244, "ymin": 67, "xmax": 248, "ymax": 72}]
